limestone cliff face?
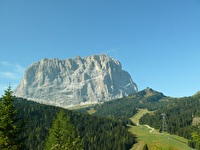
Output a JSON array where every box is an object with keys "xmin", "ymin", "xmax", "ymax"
[{"xmin": 14, "ymin": 55, "xmax": 138, "ymax": 107}]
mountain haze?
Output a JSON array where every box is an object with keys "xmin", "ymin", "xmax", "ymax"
[{"xmin": 14, "ymin": 54, "xmax": 137, "ymax": 107}]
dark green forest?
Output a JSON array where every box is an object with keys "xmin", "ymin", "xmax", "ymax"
[
  {"xmin": 13, "ymin": 97, "xmax": 136, "ymax": 150},
  {"xmin": 78, "ymin": 88, "xmax": 167, "ymax": 123},
  {"xmin": 77, "ymin": 88, "xmax": 200, "ymax": 149}
]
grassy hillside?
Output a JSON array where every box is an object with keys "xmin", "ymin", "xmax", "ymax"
[
  {"xmin": 129, "ymin": 109, "xmax": 150, "ymax": 125},
  {"xmin": 129, "ymin": 125, "xmax": 193, "ymax": 150},
  {"xmin": 129, "ymin": 109, "xmax": 194, "ymax": 150}
]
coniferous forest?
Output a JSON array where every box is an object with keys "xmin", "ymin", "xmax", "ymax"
[{"xmin": 13, "ymin": 97, "xmax": 136, "ymax": 150}]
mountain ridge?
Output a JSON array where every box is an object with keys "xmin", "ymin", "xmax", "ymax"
[{"xmin": 14, "ymin": 54, "xmax": 138, "ymax": 108}]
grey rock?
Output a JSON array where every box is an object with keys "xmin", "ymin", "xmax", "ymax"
[{"xmin": 14, "ymin": 54, "xmax": 138, "ymax": 108}]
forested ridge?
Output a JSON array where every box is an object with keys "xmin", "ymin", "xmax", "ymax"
[
  {"xmin": 13, "ymin": 97, "xmax": 136, "ymax": 150},
  {"xmin": 77, "ymin": 88, "xmax": 200, "ymax": 149},
  {"xmin": 78, "ymin": 88, "xmax": 166, "ymax": 124}
]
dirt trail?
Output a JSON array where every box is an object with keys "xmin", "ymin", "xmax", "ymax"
[{"xmin": 144, "ymin": 125, "xmax": 155, "ymax": 133}]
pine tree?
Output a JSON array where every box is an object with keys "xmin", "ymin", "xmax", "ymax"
[
  {"xmin": 45, "ymin": 110, "xmax": 82, "ymax": 150},
  {"xmin": 0, "ymin": 86, "xmax": 25, "ymax": 150}
]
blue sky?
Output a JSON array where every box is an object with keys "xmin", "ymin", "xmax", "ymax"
[{"xmin": 0, "ymin": 0, "xmax": 200, "ymax": 97}]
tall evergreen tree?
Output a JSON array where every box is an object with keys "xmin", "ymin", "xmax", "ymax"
[
  {"xmin": 0, "ymin": 86, "xmax": 25, "ymax": 150},
  {"xmin": 45, "ymin": 110, "xmax": 82, "ymax": 150}
]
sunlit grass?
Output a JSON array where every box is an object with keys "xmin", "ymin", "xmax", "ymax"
[
  {"xmin": 129, "ymin": 109, "xmax": 150, "ymax": 125},
  {"xmin": 129, "ymin": 109, "xmax": 194, "ymax": 150}
]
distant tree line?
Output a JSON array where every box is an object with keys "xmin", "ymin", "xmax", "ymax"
[{"xmin": 77, "ymin": 89, "xmax": 166, "ymax": 124}]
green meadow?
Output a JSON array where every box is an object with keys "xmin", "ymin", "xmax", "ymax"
[{"xmin": 129, "ymin": 109, "xmax": 194, "ymax": 150}]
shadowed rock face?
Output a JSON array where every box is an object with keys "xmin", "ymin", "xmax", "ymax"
[{"xmin": 14, "ymin": 54, "xmax": 138, "ymax": 108}]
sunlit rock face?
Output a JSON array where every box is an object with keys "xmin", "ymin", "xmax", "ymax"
[{"xmin": 14, "ymin": 54, "xmax": 138, "ymax": 108}]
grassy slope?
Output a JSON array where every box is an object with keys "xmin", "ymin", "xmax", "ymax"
[
  {"xmin": 129, "ymin": 109, "xmax": 194, "ymax": 150},
  {"xmin": 130, "ymin": 109, "xmax": 150, "ymax": 125}
]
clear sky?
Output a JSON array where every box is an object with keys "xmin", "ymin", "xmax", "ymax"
[{"xmin": 0, "ymin": 0, "xmax": 200, "ymax": 97}]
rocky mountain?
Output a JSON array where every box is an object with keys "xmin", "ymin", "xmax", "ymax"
[{"xmin": 14, "ymin": 54, "xmax": 138, "ymax": 108}]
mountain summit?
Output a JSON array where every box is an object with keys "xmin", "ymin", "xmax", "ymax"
[{"xmin": 14, "ymin": 54, "xmax": 137, "ymax": 107}]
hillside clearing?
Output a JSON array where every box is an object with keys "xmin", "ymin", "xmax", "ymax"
[
  {"xmin": 129, "ymin": 109, "xmax": 150, "ymax": 125},
  {"xmin": 129, "ymin": 109, "xmax": 194, "ymax": 150}
]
